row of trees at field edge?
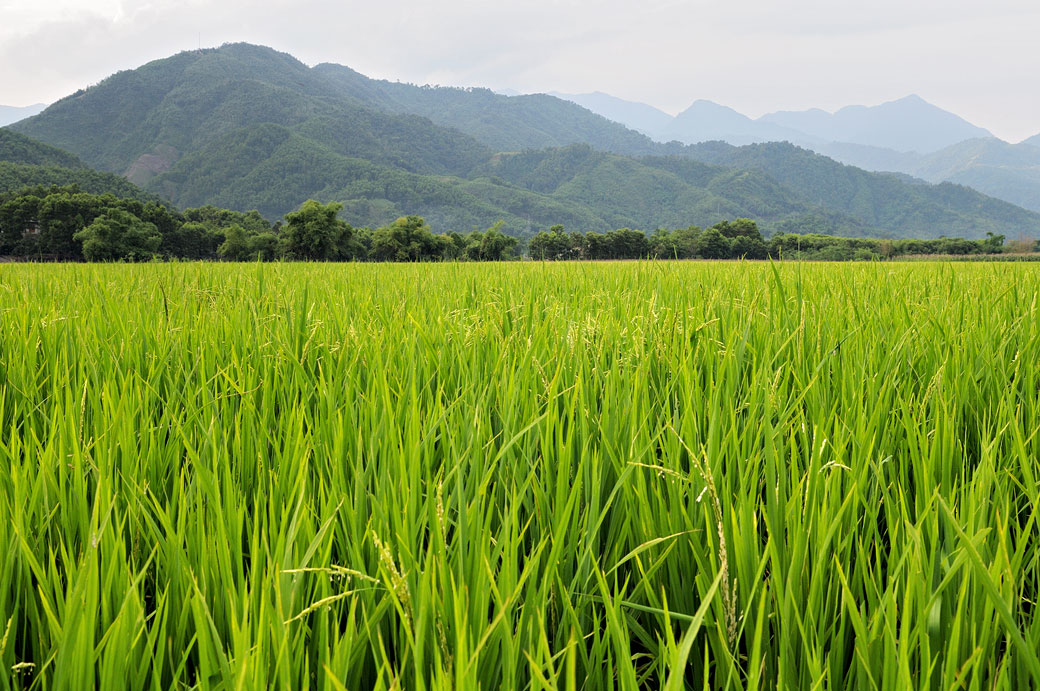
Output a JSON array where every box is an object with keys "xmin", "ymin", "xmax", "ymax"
[{"xmin": 0, "ymin": 185, "xmax": 1019, "ymax": 262}]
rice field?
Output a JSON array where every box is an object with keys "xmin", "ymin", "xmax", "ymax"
[{"xmin": 2, "ymin": 261, "xmax": 1040, "ymax": 690}]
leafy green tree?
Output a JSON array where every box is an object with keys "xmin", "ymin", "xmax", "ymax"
[
  {"xmin": 370, "ymin": 216, "xmax": 441, "ymax": 261},
  {"xmin": 714, "ymin": 218, "xmax": 762, "ymax": 240},
  {"xmin": 280, "ymin": 200, "xmax": 353, "ymax": 261},
  {"xmin": 74, "ymin": 208, "xmax": 161, "ymax": 261},
  {"xmin": 730, "ymin": 234, "xmax": 768, "ymax": 259},
  {"xmin": 982, "ymin": 232, "xmax": 1005, "ymax": 253},
  {"xmin": 528, "ymin": 225, "xmax": 572, "ymax": 260},
  {"xmin": 36, "ymin": 191, "xmax": 98, "ymax": 258},
  {"xmin": 464, "ymin": 222, "xmax": 517, "ymax": 261},
  {"xmin": 164, "ymin": 222, "xmax": 223, "ymax": 259},
  {"xmin": 696, "ymin": 226, "xmax": 732, "ymax": 259},
  {"xmin": 0, "ymin": 193, "xmax": 43, "ymax": 254},
  {"xmin": 217, "ymin": 225, "xmax": 279, "ymax": 261},
  {"xmin": 441, "ymin": 231, "xmax": 469, "ymax": 260},
  {"xmin": 607, "ymin": 228, "xmax": 650, "ymax": 259}
]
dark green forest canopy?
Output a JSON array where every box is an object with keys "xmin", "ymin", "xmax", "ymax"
[{"xmin": 9, "ymin": 43, "xmax": 1040, "ymax": 241}]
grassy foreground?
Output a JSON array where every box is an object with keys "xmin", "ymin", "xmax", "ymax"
[{"xmin": 2, "ymin": 261, "xmax": 1040, "ymax": 689}]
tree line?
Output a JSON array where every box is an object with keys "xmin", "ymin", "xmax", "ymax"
[{"xmin": 0, "ymin": 185, "xmax": 1020, "ymax": 262}]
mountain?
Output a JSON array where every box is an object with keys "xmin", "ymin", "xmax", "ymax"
[
  {"xmin": 1023, "ymin": 134, "xmax": 1040, "ymax": 148},
  {"xmin": 555, "ymin": 92, "xmax": 991, "ymax": 155},
  {"xmin": 0, "ymin": 104, "xmax": 47, "ymax": 127},
  {"xmin": 661, "ymin": 100, "xmax": 813, "ymax": 147},
  {"xmin": 549, "ymin": 92, "xmax": 674, "ymax": 137},
  {"xmin": 10, "ymin": 43, "xmax": 1040, "ymax": 239},
  {"xmin": 12, "ymin": 45, "xmax": 493, "ymax": 188},
  {"xmin": 759, "ymin": 95, "xmax": 992, "ymax": 154}
]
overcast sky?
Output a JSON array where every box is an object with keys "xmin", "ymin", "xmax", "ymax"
[{"xmin": 2, "ymin": 0, "xmax": 1038, "ymax": 142}]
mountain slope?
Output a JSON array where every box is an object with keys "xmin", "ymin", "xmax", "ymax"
[
  {"xmin": 685, "ymin": 141, "xmax": 1040, "ymax": 238},
  {"xmin": 0, "ymin": 128, "xmax": 86, "ymax": 168},
  {"xmin": 549, "ymin": 92, "xmax": 674, "ymax": 137},
  {"xmin": 0, "ymin": 129, "xmax": 160, "ymax": 201},
  {"xmin": 812, "ymin": 137, "xmax": 1040, "ymax": 213},
  {"xmin": 311, "ymin": 64, "xmax": 663, "ymax": 156}
]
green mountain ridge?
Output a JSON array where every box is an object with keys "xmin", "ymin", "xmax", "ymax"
[
  {"xmin": 10, "ymin": 42, "xmax": 1040, "ymax": 240},
  {"xmin": 0, "ymin": 128, "xmax": 86, "ymax": 169},
  {"xmin": 0, "ymin": 128, "xmax": 161, "ymax": 203}
]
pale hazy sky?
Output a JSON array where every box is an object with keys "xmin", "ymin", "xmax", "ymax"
[{"xmin": 2, "ymin": 0, "xmax": 1038, "ymax": 142}]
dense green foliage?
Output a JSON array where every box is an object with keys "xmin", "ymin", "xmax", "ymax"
[
  {"xmin": 528, "ymin": 219, "xmax": 1007, "ymax": 261},
  {"xmin": 0, "ymin": 186, "xmax": 1011, "ymax": 262},
  {"xmin": 0, "ymin": 188, "xmax": 521, "ymax": 262},
  {"xmin": 4, "ymin": 262, "xmax": 1040, "ymax": 688},
  {"xmin": 12, "ymin": 43, "xmax": 1039, "ymax": 240},
  {"xmin": 74, "ymin": 207, "xmax": 162, "ymax": 261},
  {"xmin": 0, "ymin": 186, "xmax": 178, "ymax": 258}
]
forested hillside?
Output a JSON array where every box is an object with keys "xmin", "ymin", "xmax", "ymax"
[
  {"xmin": 0, "ymin": 128, "xmax": 86, "ymax": 168},
  {"xmin": 683, "ymin": 142, "xmax": 1040, "ymax": 238},
  {"xmin": 0, "ymin": 129, "xmax": 162, "ymax": 202}
]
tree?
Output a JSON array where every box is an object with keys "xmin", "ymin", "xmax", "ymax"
[
  {"xmin": 695, "ymin": 226, "xmax": 732, "ymax": 259},
  {"xmin": 73, "ymin": 208, "xmax": 161, "ymax": 261},
  {"xmin": 280, "ymin": 200, "xmax": 352, "ymax": 261},
  {"xmin": 465, "ymin": 222, "xmax": 517, "ymax": 261},
  {"xmin": 607, "ymin": 228, "xmax": 650, "ymax": 259},
  {"xmin": 0, "ymin": 194, "xmax": 39, "ymax": 254},
  {"xmin": 370, "ymin": 216, "xmax": 440, "ymax": 261},
  {"xmin": 528, "ymin": 225, "xmax": 571, "ymax": 260},
  {"xmin": 165, "ymin": 222, "xmax": 223, "ymax": 259},
  {"xmin": 730, "ymin": 234, "xmax": 768, "ymax": 259},
  {"xmin": 982, "ymin": 231, "xmax": 1005, "ymax": 253},
  {"xmin": 714, "ymin": 218, "xmax": 762, "ymax": 240},
  {"xmin": 218, "ymin": 225, "xmax": 279, "ymax": 261}
]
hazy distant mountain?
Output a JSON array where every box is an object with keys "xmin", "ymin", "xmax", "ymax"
[
  {"xmin": 0, "ymin": 104, "xmax": 47, "ymax": 127},
  {"xmin": 759, "ymin": 95, "xmax": 992, "ymax": 153},
  {"xmin": 661, "ymin": 100, "xmax": 814, "ymax": 147},
  {"xmin": 10, "ymin": 42, "xmax": 1039, "ymax": 239},
  {"xmin": 558, "ymin": 92, "xmax": 991, "ymax": 155},
  {"xmin": 549, "ymin": 92, "xmax": 674, "ymax": 137},
  {"xmin": 1023, "ymin": 134, "xmax": 1040, "ymax": 148}
]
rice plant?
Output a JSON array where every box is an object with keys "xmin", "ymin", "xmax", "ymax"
[{"xmin": 1, "ymin": 260, "xmax": 1039, "ymax": 689}]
